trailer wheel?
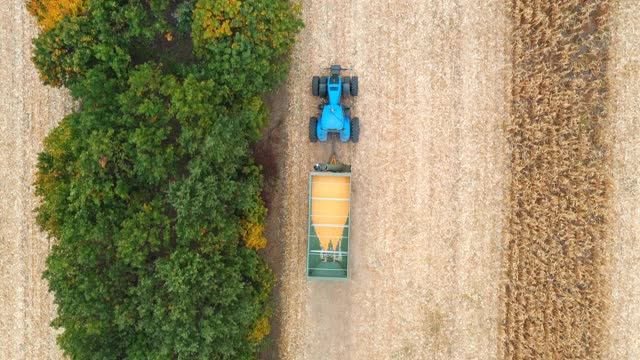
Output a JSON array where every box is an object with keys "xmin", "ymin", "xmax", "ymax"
[
  {"xmin": 309, "ymin": 117, "xmax": 318, "ymax": 142},
  {"xmin": 312, "ymin": 76, "xmax": 319, "ymax": 96},
  {"xmin": 343, "ymin": 107, "xmax": 351, "ymax": 119},
  {"xmin": 350, "ymin": 76, "xmax": 358, "ymax": 96},
  {"xmin": 342, "ymin": 76, "xmax": 351, "ymax": 98},
  {"xmin": 319, "ymin": 76, "xmax": 328, "ymax": 98},
  {"xmin": 351, "ymin": 117, "xmax": 360, "ymax": 143}
]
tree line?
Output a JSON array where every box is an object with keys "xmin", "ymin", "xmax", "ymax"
[{"xmin": 30, "ymin": 0, "xmax": 302, "ymax": 358}]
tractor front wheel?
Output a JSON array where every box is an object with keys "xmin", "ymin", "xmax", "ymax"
[
  {"xmin": 309, "ymin": 117, "xmax": 318, "ymax": 142},
  {"xmin": 312, "ymin": 76, "xmax": 320, "ymax": 96},
  {"xmin": 351, "ymin": 117, "xmax": 360, "ymax": 143},
  {"xmin": 319, "ymin": 76, "xmax": 328, "ymax": 98}
]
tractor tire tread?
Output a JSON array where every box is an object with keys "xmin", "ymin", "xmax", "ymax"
[
  {"xmin": 351, "ymin": 117, "xmax": 360, "ymax": 143},
  {"xmin": 351, "ymin": 76, "xmax": 359, "ymax": 96},
  {"xmin": 312, "ymin": 76, "xmax": 319, "ymax": 96},
  {"xmin": 309, "ymin": 117, "xmax": 318, "ymax": 143}
]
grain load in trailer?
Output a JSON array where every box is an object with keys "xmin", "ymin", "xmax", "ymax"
[{"xmin": 307, "ymin": 166, "xmax": 351, "ymax": 280}]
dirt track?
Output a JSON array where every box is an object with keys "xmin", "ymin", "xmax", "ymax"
[
  {"xmin": 275, "ymin": 1, "xmax": 510, "ymax": 359},
  {"xmin": 0, "ymin": 0, "xmax": 73, "ymax": 358}
]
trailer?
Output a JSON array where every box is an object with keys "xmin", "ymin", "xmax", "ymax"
[{"xmin": 306, "ymin": 164, "xmax": 351, "ymax": 280}]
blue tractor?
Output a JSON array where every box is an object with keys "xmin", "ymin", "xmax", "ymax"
[{"xmin": 309, "ymin": 65, "xmax": 359, "ymax": 143}]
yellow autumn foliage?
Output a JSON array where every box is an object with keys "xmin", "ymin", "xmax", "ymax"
[
  {"xmin": 35, "ymin": 118, "xmax": 73, "ymax": 238},
  {"xmin": 248, "ymin": 316, "xmax": 270, "ymax": 343},
  {"xmin": 240, "ymin": 196, "xmax": 267, "ymax": 250},
  {"xmin": 192, "ymin": 0, "xmax": 242, "ymax": 46},
  {"xmin": 241, "ymin": 219, "xmax": 266, "ymax": 250},
  {"xmin": 27, "ymin": 0, "xmax": 88, "ymax": 31}
]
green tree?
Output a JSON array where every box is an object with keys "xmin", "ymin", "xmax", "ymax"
[
  {"xmin": 32, "ymin": 0, "xmax": 174, "ymax": 87},
  {"xmin": 191, "ymin": 0, "xmax": 303, "ymax": 98},
  {"xmin": 32, "ymin": 0, "xmax": 301, "ymax": 357}
]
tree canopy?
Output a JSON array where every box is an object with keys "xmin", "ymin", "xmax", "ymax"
[{"xmin": 32, "ymin": 0, "xmax": 302, "ymax": 357}]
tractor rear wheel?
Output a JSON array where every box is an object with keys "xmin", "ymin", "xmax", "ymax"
[
  {"xmin": 351, "ymin": 76, "xmax": 359, "ymax": 96},
  {"xmin": 309, "ymin": 117, "xmax": 318, "ymax": 142},
  {"xmin": 312, "ymin": 76, "xmax": 320, "ymax": 96},
  {"xmin": 319, "ymin": 76, "xmax": 328, "ymax": 98},
  {"xmin": 342, "ymin": 76, "xmax": 351, "ymax": 97},
  {"xmin": 351, "ymin": 117, "xmax": 360, "ymax": 143}
]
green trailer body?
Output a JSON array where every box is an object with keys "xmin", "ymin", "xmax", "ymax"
[{"xmin": 306, "ymin": 171, "xmax": 351, "ymax": 280}]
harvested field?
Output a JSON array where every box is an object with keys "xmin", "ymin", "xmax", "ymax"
[
  {"xmin": 605, "ymin": 1, "xmax": 640, "ymax": 358},
  {"xmin": 273, "ymin": 0, "xmax": 510, "ymax": 359},
  {"xmin": 501, "ymin": 1, "xmax": 610, "ymax": 358},
  {"xmin": 3, "ymin": 0, "xmax": 640, "ymax": 358},
  {"xmin": 0, "ymin": 0, "xmax": 74, "ymax": 358}
]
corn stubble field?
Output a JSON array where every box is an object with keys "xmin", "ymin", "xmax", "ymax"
[
  {"xmin": 502, "ymin": 1, "xmax": 610, "ymax": 358},
  {"xmin": 1, "ymin": 0, "xmax": 639, "ymax": 359}
]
